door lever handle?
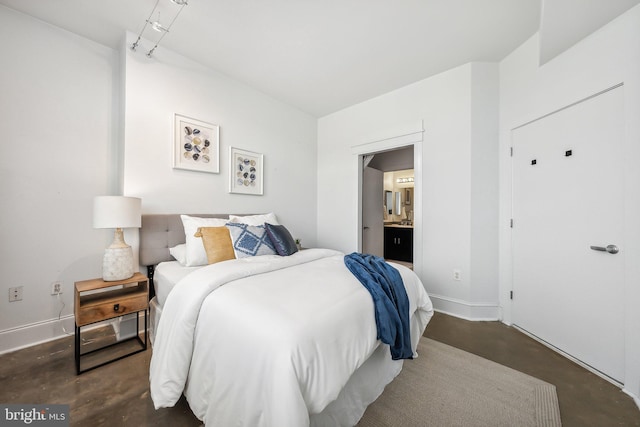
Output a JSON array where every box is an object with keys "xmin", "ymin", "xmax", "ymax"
[{"xmin": 590, "ymin": 244, "xmax": 619, "ymax": 254}]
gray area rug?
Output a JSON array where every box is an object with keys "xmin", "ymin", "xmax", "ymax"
[{"xmin": 358, "ymin": 338, "xmax": 562, "ymax": 427}]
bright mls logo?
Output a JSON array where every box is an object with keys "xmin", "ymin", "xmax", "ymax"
[{"xmin": 1, "ymin": 405, "xmax": 69, "ymax": 426}]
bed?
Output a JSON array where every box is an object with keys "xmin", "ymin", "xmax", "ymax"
[{"xmin": 140, "ymin": 213, "xmax": 434, "ymax": 426}]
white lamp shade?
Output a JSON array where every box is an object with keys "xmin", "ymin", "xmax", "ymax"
[{"xmin": 93, "ymin": 196, "xmax": 141, "ymax": 229}]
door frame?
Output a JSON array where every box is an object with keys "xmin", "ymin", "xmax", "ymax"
[{"xmin": 351, "ymin": 121, "xmax": 423, "ymax": 277}]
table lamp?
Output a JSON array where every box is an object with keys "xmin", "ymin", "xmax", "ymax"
[{"xmin": 93, "ymin": 196, "xmax": 142, "ymax": 281}]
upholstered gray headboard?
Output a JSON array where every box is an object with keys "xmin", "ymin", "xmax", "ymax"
[
  {"xmin": 139, "ymin": 214, "xmax": 230, "ymax": 266},
  {"xmin": 140, "ymin": 213, "xmax": 256, "ymax": 297}
]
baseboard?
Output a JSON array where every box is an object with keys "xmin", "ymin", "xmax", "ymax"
[
  {"xmin": 112, "ymin": 313, "xmax": 141, "ymax": 340},
  {"xmin": 622, "ymin": 388, "xmax": 640, "ymax": 411},
  {"xmin": 0, "ymin": 315, "xmax": 76, "ymax": 355},
  {"xmin": 0, "ymin": 314, "xmax": 147, "ymax": 355},
  {"xmin": 512, "ymin": 324, "xmax": 624, "ymax": 389},
  {"xmin": 429, "ymin": 294, "xmax": 499, "ymax": 321}
]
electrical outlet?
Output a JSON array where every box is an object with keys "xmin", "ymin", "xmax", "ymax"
[
  {"xmin": 453, "ymin": 269, "xmax": 461, "ymax": 281},
  {"xmin": 9, "ymin": 286, "xmax": 23, "ymax": 302},
  {"xmin": 51, "ymin": 281, "xmax": 62, "ymax": 295}
]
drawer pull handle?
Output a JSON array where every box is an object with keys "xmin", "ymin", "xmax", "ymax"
[{"xmin": 114, "ymin": 304, "xmax": 120, "ymax": 312}]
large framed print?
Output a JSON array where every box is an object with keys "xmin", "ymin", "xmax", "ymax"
[
  {"xmin": 229, "ymin": 147, "xmax": 263, "ymax": 195},
  {"xmin": 173, "ymin": 114, "xmax": 220, "ymax": 173}
]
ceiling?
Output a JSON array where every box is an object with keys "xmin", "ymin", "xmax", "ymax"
[
  {"xmin": 1, "ymin": 0, "xmax": 638, "ymax": 117},
  {"xmin": 539, "ymin": 0, "xmax": 640, "ymax": 64},
  {"xmin": 368, "ymin": 146, "xmax": 414, "ymax": 173}
]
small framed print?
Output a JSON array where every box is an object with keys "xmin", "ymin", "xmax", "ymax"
[
  {"xmin": 173, "ymin": 114, "xmax": 220, "ymax": 173},
  {"xmin": 229, "ymin": 147, "xmax": 263, "ymax": 195}
]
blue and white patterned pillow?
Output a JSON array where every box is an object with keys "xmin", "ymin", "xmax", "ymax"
[{"xmin": 226, "ymin": 222, "xmax": 277, "ymax": 258}]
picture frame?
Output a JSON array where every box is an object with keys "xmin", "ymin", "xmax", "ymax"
[
  {"xmin": 173, "ymin": 114, "xmax": 220, "ymax": 173},
  {"xmin": 229, "ymin": 147, "xmax": 264, "ymax": 195}
]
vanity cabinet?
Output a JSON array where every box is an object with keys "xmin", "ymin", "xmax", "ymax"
[{"xmin": 384, "ymin": 226, "xmax": 413, "ymax": 262}]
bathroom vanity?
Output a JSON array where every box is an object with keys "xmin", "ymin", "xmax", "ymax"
[{"xmin": 383, "ymin": 224, "xmax": 413, "ymax": 262}]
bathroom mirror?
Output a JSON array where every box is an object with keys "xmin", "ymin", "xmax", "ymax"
[
  {"xmin": 394, "ymin": 191, "xmax": 402, "ymax": 215},
  {"xmin": 384, "ymin": 191, "xmax": 392, "ymax": 214}
]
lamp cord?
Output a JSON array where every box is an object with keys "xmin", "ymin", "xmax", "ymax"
[
  {"xmin": 57, "ymin": 292, "xmax": 92, "ymax": 344},
  {"xmin": 56, "ymin": 292, "xmax": 73, "ymax": 337}
]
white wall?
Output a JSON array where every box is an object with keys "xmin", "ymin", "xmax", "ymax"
[
  {"xmin": 0, "ymin": 6, "xmax": 118, "ymax": 351},
  {"xmin": 0, "ymin": 15, "xmax": 318, "ymax": 354},
  {"xmin": 122, "ymin": 33, "xmax": 318, "ymax": 247},
  {"xmin": 499, "ymin": 5, "xmax": 640, "ymax": 402},
  {"xmin": 469, "ymin": 63, "xmax": 500, "ymax": 315},
  {"xmin": 317, "ymin": 62, "xmax": 500, "ymax": 320}
]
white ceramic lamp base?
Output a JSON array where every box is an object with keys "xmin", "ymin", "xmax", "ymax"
[
  {"xmin": 102, "ymin": 247, "xmax": 134, "ymax": 281},
  {"xmin": 102, "ymin": 228, "xmax": 134, "ymax": 281}
]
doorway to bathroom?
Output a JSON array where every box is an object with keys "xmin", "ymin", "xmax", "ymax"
[{"xmin": 361, "ymin": 146, "xmax": 415, "ymax": 270}]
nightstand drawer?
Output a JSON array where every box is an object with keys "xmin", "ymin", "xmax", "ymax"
[
  {"xmin": 74, "ymin": 273, "xmax": 149, "ymax": 327},
  {"xmin": 76, "ymin": 294, "xmax": 148, "ymax": 326}
]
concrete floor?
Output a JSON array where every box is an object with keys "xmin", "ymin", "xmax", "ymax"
[
  {"xmin": 425, "ymin": 312, "xmax": 640, "ymax": 427},
  {"xmin": 0, "ymin": 312, "xmax": 638, "ymax": 426}
]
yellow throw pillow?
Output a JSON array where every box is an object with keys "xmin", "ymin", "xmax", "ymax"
[{"xmin": 194, "ymin": 227, "xmax": 236, "ymax": 264}]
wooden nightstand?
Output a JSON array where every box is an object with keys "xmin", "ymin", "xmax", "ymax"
[{"xmin": 74, "ymin": 272, "xmax": 149, "ymax": 374}]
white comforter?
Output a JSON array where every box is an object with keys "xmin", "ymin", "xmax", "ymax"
[{"xmin": 150, "ymin": 248, "xmax": 433, "ymax": 426}]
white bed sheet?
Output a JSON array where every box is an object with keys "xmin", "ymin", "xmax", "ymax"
[
  {"xmin": 150, "ymin": 261, "xmax": 202, "ymax": 346},
  {"xmin": 153, "ymin": 260, "xmax": 201, "ymax": 307}
]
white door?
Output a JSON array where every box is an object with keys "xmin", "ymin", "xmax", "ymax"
[
  {"xmin": 363, "ymin": 166, "xmax": 384, "ymax": 257},
  {"xmin": 512, "ymin": 86, "xmax": 625, "ymax": 383}
]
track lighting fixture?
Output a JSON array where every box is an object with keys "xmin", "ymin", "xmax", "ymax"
[{"xmin": 131, "ymin": 0, "xmax": 188, "ymax": 57}]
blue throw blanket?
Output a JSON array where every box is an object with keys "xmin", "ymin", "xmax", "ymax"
[{"xmin": 344, "ymin": 252, "xmax": 413, "ymax": 360}]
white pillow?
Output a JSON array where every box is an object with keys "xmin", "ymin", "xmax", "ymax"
[
  {"xmin": 180, "ymin": 215, "xmax": 229, "ymax": 266},
  {"xmin": 169, "ymin": 244, "xmax": 187, "ymax": 265},
  {"xmin": 228, "ymin": 212, "xmax": 279, "ymax": 226}
]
